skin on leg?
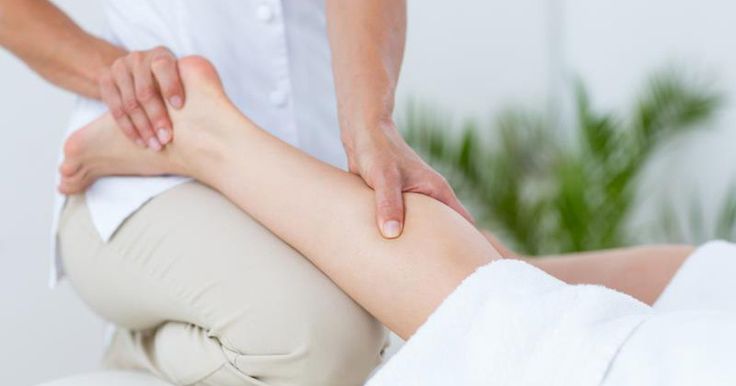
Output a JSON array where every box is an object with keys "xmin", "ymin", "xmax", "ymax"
[
  {"xmin": 529, "ymin": 245, "xmax": 693, "ymax": 305},
  {"xmin": 61, "ymin": 56, "xmax": 501, "ymax": 340},
  {"xmin": 481, "ymin": 231, "xmax": 693, "ymax": 305}
]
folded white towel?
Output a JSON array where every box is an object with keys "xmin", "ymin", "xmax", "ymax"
[{"xmin": 366, "ymin": 260, "xmax": 652, "ymax": 386}]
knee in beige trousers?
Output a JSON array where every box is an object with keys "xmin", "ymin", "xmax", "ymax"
[{"xmin": 58, "ymin": 182, "xmax": 388, "ymax": 386}]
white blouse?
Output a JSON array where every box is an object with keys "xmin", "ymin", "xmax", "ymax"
[{"xmin": 51, "ymin": 0, "xmax": 346, "ymax": 286}]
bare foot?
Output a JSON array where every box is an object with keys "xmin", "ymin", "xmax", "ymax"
[
  {"xmin": 59, "ymin": 56, "xmax": 242, "ymax": 194},
  {"xmin": 58, "ymin": 114, "xmax": 172, "ymax": 194}
]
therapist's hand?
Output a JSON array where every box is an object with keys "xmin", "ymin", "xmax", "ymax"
[
  {"xmin": 343, "ymin": 119, "xmax": 474, "ymax": 239},
  {"xmin": 97, "ymin": 46, "xmax": 184, "ymax": 151}
]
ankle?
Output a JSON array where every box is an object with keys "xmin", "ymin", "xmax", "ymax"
[{"xmin": 175, "ymin": 113, "xmax": 254, "ymax": 185}]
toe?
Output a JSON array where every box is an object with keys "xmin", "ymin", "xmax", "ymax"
[
  {"xmin": 59, "ymin": 168, "xmax": 90, "ymax": 195},
  {"xmin": 58, "ymin": 180, "xmax": 74, "ymax": 195},
  {"xmin": 59, "ymin": 161, "xmax": 81, "ymax": 177}
]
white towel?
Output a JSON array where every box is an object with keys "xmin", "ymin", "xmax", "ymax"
[
  {"xmin": 602, "ymin": 309, "xmax": 736, "ymax": 386},
  {"xmin": 654, "ymin": 240, "xmax": 736, "ymax": 313},
  {"xmin": 603, "ymin": 241, "xmax": 736, "ymax": 385},
  {"xmin": 366, "ymin": 260, "xmax": 652, "ymax": 386}
]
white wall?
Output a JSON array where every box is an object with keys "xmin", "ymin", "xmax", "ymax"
[
  {"xmin": 398, "ymin": 0, "xmax": 552, "ymax": 119},
  {"xmin": 0, "ymin": 2, "xmax": 107, "ymax": 385},
  {"xmin": 2, "ymin": 1, "xmax": 736, "ymax": 385}
]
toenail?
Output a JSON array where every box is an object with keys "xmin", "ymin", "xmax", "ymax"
[
  {"xmin": 148, "ymin": 138, "xmax": 162, "ymax": 151},
  {"xmin": 157, "ymin": 128, "xmax": 171, "ymax": 144}
]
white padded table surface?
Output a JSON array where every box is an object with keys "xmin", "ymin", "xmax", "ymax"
[{"xmin": 36, "ymin": 371, "xmax": 173, "ymax": 386}]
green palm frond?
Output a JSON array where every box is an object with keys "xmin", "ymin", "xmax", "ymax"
[{"xmin": 402, "ymin": 68, "xmax": 723, "ymax": 254}]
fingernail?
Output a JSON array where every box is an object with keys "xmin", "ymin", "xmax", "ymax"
[
  {"xmin": 135, "ymin": 139, "xmax": 146, "ymax": 148},
  {"xmin": 157, "ymin": 128, "xmax": 171, "ymax": 144},
  {"xmin": 148, "ymin": 137, "xmax": 162, "ymax": 151},
  {"xmin": 382, "ymin": 220, "xmax": 402, "ymax": 238},
  {"xmin": 170, "ymin": 96, "xmax": 183, "ymax": 109}
]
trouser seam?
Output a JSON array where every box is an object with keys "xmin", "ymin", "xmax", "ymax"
[{"xmin": 183, "ymin": 362, "xmax": 227, "ymax": 386}]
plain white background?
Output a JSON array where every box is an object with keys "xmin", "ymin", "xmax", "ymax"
[{"xmin": 1, "ymin": 1, "xmax": 735, "ymax": 384}]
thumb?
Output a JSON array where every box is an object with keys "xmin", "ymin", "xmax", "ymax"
[{"xmin": 375, "ymin": 173, "xmax": 405, "ymax": 239}]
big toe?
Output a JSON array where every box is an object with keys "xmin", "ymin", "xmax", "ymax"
[{"xmin": 58, "ymin": 168, "xmax": 92, "ymax": 195}]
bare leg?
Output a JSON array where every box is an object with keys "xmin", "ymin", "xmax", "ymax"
[
  {"xmin": 60, "ymin": 56, "xmax": 500, "ymax": 339},
  {"xmin": 480, "ymin": 231, "xmax": 693, "ymax": 305},
  {"xmin": 529, "ymin": 245, "xmax": 693, "ymax": 305},
  {"xmin": 59, "ymin": 120, "xmax": 176, "ymax": 194}
]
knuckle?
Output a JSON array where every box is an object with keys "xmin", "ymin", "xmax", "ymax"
[
  {"xmin": 122, "ymin": 98, "xmax": 141, "ymax": 114},
  {"xmin": 110, "ymin": 107, "xmax": 127, "ymax": 120},
  {"xmin": 135, "ymin": 85, "xmax": 156, "ymax": 102},
  {"xmin": 150, "ymin": 56, "xmax": 170, "ymax": 71},
  {"xmin": 111, "ymin": 59, "xmax": 127, "ymax": 73},
  {"xmin": 151, "ymin": 48, "xmax": 174, "ymax": 65},
  {"xmin": 152, "ymin": 46, "xmax": 170, "ymax": 55},
  {"xmin": 128, "ymin": 51, "xmax": 144, "ymax": 63}
]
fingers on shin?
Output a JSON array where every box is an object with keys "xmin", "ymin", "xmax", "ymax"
[{"xmin": 150, "ymin": 48, "xmax": 184, "ymax": 109}]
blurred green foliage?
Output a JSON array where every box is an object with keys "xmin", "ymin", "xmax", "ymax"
[{"xmin": 402, "ymin": 70, "xmax": 723, "ymax": 255}]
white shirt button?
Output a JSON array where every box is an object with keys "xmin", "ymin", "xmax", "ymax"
[
  {"xmin": 257, "ymin": 4, "xmax": 274, "ymax": 22},
  {"xmin": 269, "ymin": 89, "xmax": 288, "ymax": 107}
]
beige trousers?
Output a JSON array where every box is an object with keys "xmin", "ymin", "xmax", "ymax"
[{"xmin": 58, "ymin": 182, "xmax": 387, "ymax": 386}]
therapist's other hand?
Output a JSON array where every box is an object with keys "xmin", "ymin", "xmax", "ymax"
[
  {"xmin": 97, "ymin": 46, "xmax": 184, "ymax": 151},
  {"xmin": 344, "ymin": 119, "xmax": 474, "ymax": 239}
]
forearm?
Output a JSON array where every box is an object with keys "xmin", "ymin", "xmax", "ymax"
[
  {"xmin": 529, "ymin": 245, "xmax": 693, "ymax": 305},
  {"xmin": 326, "ymin": 0, "xmax": 406, "ymax": 141},
  {"xmin": 0, "ymin": 0, "xmax": 124, "ymax": 98}
]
